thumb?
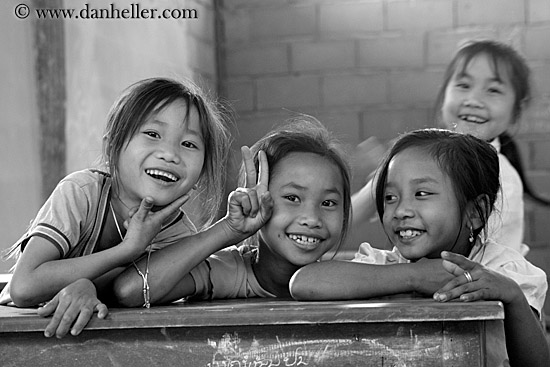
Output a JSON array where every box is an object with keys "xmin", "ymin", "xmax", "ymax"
[
  {"xmin": 37, "ymin": 298, "xmax": 58, "ymax": 317},
  {"xmin": 259, "ymin": 192, "xmax": 274, "ymax": 221}
]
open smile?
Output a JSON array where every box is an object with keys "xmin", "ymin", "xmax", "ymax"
[
  {"xmin": 458, "ymin": 114, "xmax": 488, "ymax": 124},
  {"xmin": 288, "ymin": 234, "xmax": 322, "ymax": 250},
  {"xmin": 145, "ymin": 169, "xmax": 180, "ymax": 183}
]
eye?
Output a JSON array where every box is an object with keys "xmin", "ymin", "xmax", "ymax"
[
  {"xmin": 416, "ymin": 191, "xmax": 433, "ymax": 198},
  {"xmin": 322, "ymin": 200, "xmax": 337, "ymax": 208},
  {"xmin": 284, "ymin": 195, "xmax": 300, "ymax": 203},
  {"xmin": 182, "ymin": 141, "xmax": 198, "ymax": 149},
  {"xmin": 384, "ymin": 193, "xmax": 397, "ymax": 203},
  {"xmin": 487, "ymin": 86, "xmax": 503, "ymax": 95},
  {"xmin": 143, "ymin": 130, "xmax": 160, "ymax": 139},
  {"xmin": 455, "ymin": 81, "xmax": 470, "ymax": 90}
]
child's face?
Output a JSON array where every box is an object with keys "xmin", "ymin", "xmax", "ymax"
[
  {"xmin": 382, "ymin": 147, "xmax": 470, "ymax": 260},
  {"xmin": 116, "ymin": 99, "xmax": 205, "ymax": 209},
  {"xmin": 259, "ymin": 152, "xmax": 344, "ymax": 266},
  {"xmin": 441, "ymin": 54, "xmax": 517, "ymax": 141}
]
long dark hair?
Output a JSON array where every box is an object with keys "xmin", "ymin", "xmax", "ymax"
[
  {"xmin": 434, "ymin": 40, "xmax": 550, "ymax": 207},
  {"xmin": 242, "ymin": 115, "xmax": 352, "ymax": 252},
  {"xmin": 102, "ymin": 77, "xmax": 232, "ymax": 227},
  {"xmin": 375, "ymin": 129, "xmax": 500, "ymax": 242}
]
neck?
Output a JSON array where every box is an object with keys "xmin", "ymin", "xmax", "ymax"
[{"xmin": 252, "ymin": 241, "xmax": 301, "ymax": 298}]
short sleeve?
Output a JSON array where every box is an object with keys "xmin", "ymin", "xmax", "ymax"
[
  {"xmin": 352, "ymin": 243, "xmax": 408, "ymax": 265},
  {"xmin": 18, "ymin": 177, "xmax": 92, "ymax": 258}
]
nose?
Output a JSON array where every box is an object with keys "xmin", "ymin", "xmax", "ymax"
[
  {"xmin": 157, "ymin": 141, "xmax": 181, "ymax": 164},
  {"xmin": 393, "ymin": 197, "xmax": 415, "ymax": 219},
  {"xmin": 298, "ymin": 204, "xmax": 323, "ymax": 228},
  {"xmin": 463, "ymin": 88, "xmax": 484, "ymax": 108}
]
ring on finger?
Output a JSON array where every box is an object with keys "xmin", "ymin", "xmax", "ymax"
[{"xmin": 463, "ymin": 271, "xmax": 473, "ymax": 283}]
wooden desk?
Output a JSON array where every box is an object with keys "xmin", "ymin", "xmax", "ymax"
[{"xmin": 0, "ymin": 298, "xmax": 504, "ymax": 367}]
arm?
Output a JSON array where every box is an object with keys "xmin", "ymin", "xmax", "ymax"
[
  {"xmin": 113, "ymin": 148, "xmax": 274, "ymax": 306},
  {"xmin": 434, "ymin": 251, "xmax": 550, "ymax": 367},
  {"xmin": 10, "ymin": 196, "xmax": 188, "ymax": 307},
  {"xmin": 289, "ymin": 258, "xmax": 454, "ymax": 300},
  {"xmin": 351, "ymin": 178, "xmax": 377, "ymax": 227},
  {"xmin": 37, "ymin": 278, "xmax": 108, "ymax": 339}
]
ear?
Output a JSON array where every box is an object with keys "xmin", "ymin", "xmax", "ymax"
[{"xmin": 465, "ymin": 194, "xmax": 490, "ymax": 231}]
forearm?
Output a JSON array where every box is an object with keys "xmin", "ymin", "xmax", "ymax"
[
  {"xmin": 10, "ymin": 245, "xmax": 138, "ymax": 307},
  {"xmin": 113, "ymin": 219, "xmax": 245, "ymax": 306},
  {"xmin": 290, "ymin": 261, "xmax": 422, "ymax": 300},
  {"xmin": 503, "ymin": 298, "xmax": 550, "ymax": 367}
]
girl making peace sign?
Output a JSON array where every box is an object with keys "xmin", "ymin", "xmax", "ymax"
[{"xmin": 113, "ymin": 116, "xmax": 352, "ymax": 303}]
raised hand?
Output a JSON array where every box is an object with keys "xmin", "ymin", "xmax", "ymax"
[
  {"xmin": 224, "ymin": 146, "xmax": 273, "ymax": 237},
  {"xmin": 433, "ymin": 251, "xmax": 523, "ymax": 304},
  {"xmin": 121, "ymin": 194, "xmax": 190, "ymax": 256},
  {"xmin": 37, "ymin": 278, "xmax": 108, "ymax": 338}
]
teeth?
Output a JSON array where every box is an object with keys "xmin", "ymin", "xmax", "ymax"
[
  {"xmin": 146, "ymin": 169, "xmax": 178, "ymax": 182},
  {"xmin": 289, "ymin": 234, "xmax": 320, "ymax": 245},
  {"xmin": 459, "ymin": 114, "xmax": 487, "ymax": 123},
  {"xmin": 399, "ymin": 229, "xmax": 423, "ymax": 239}
]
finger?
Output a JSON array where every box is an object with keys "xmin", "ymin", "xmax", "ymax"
[
  {"xmin": 259, "ymin": 192, "xmax": 274, "ymax": 221},
  {"xmin": 157, "ymin": 194, "xmax": 190, "ymax": 219},
  {"xmin": 43, "ymin": 298, "xmax": 70, "ymax": 338},
  {"xmin": 441, "ymin": 251, "xmax": 476, "ymax": 272},
  {"xmin": 233, "ymin": 189, "xmax": 252, "ymax": 216},
  {"xmin": 241, "ymin": 146, "xmax": 257, "ymax": 189},
  {"xmin": 70, "ymin": 306, "xmax": 94, "ymax": 336},
  {"xmin": 257, "ymin": 150, "xmax": 269, "ymax": 191},
  {"xmin": 37, "ymin": 298, "xmax": 58, "ymax": 318},
  {"xmin": 133, "ymin": 197, "xmax": 155, "ymax": 221},
  {"xmin": 95, "ymin": 303, "xmax": 109, "ymax": 319}
]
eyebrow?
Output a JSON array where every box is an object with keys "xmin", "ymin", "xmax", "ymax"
[
  {"xmin": 386, "ymin": 177, "xmax": 439, "ymax": 188},
  {"xmin": 456, "ymin": 70, "xmax": 504, "ymax": 84},
  {"xmin": 279, "ymin": 182, "xmax": 342, "ymax": 196},
  {"xmin": 148, "ymin": 119, "xmax": 203, "ymax": 138}
]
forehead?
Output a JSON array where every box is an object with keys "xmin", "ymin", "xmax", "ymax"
[
  {"xmin": 388, "ymin": 147, "xmax": 447, "ymax": 183},
  {"xmin": 151, "ymin": 99, "xmax": 202, "ymax": 131},
  {"xmin": 454, "ymin": 53, "xmax": 512, "ymax": 83},
  {"xmin": 270, "ymin": 152, "xmax": 343, "ymax": 190}
]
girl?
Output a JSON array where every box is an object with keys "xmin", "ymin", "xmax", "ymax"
[
  {"xmin": 351, "ymin": 40, "xmax": 550, "ymax": 255},
  {"xmin": 290, "ymin": 129, "xmax": 549, "ymax": 366},
  {"xmin": 113, "ymin": 117, "xmax": 351, "ymax": 305},
  {"xmin": 1, "ymin": 77, "xmax": 231, "ymax": 335},
  {"xmin": 437, "ymin": 39, "xmax": 550, "ymax": 254}
]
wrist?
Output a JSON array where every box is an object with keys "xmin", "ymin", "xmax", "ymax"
[{"xmin": 216, "ymin": 218, "xmax": 251, "ymax": 245}]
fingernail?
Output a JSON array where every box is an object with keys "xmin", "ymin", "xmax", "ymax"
[{"xmin": 44, "ymin": 331, "xmax": 51, "ymax": 337}]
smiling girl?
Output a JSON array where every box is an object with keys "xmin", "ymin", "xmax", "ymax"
[
  {"xmin": 1, "ymin": 77, "xmax": 231, "ymax": 336},
  {"xmin": 290, "ymin": 128, "xmax": 548, "ymax": 366},
  {"xmin": 113, "ymin": 117, "xmax": 351, "ymax": 303}
]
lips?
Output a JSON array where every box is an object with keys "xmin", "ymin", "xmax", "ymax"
[
  {"xmin": 145, "ymin": 169, "xmax": 180, "ymax": 183},
  {"xmin": 458, "ymin": 114, "xmax": 488, "ymax": 124},
  {"xmin": 288, "ymin": 233, "xmax": 322, "ymax": 250}
]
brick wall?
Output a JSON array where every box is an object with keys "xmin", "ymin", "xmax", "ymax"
[{"xmin": 218, "ymin": 0, "xmax": 550, "ymax": 312}]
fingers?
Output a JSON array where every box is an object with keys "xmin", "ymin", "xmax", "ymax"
[
  {"xmin": 232, "ymin": 188, "xmax": 259, "ymax": 217},
  {"xmin": 259, "ymin": 191, "xmax": 274, "ymax": 220},
  {"xmin": 441, "ymin": 251, "xmax": 476, "ymax": 275},
  {"xmin": 257, "ymin": 150, "xmax": 269, "ymax": 190},
  {"xmin": 241, "ymin": 146, "xmax": 257, "ymax": 189}
]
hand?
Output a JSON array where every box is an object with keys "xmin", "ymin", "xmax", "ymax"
[
  {"xmin": 122, "ymin": 194, "xmax": 190, "ymax": 256},
  {"xmin": 409, "ymin": 257, "xmax": 455, "ymax": 295},
  {"xmin": 433, "ymin": 251, "xmax": 523, "ymax": 304},
  {"xmin": 223, "ymin": 146, "xmax": 273, "ymax": 238},
  {"xmin": 353, "ymin": 137, "xmax": 388, "ymax": 182},
  {"xmin": 37, "ymin": 278, "xmax": 108, "ymax": 338}
]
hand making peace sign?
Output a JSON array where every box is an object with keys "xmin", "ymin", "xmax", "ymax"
[{"xmin": 224, "ymin": 146, "xmax": 274, "ymax": 237}]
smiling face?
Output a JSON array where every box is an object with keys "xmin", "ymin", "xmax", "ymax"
[
  {"xmin": 441, "ymin": 53, "xmax": 517, "ymax": 141},
  {"xmin": 258, "ymin": 152, "xmax": 344, "ymax": 267},
  {"xmin": 382, "ymin": 147, "xmax": 470, "ymax": 260},
  {"xmin": 115, "ymin": 99, "xmax": 205, "ymax": 209}
]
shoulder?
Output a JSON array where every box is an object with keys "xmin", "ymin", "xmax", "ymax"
[{"xmin": 59, "ymin": 169, "xmax": 110, "ymax": 188}]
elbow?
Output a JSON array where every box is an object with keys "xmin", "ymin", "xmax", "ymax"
[
  {"xmin": 9, "ymin": 280, "xmax": 42, "ymax": 308},
  {"xmin": 289, "ymin": 268, "xmax": 315, "ymax": 301},
  {"xmin": 112, "ymin": 277, "xmax": 144, "ymax": 307}
]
